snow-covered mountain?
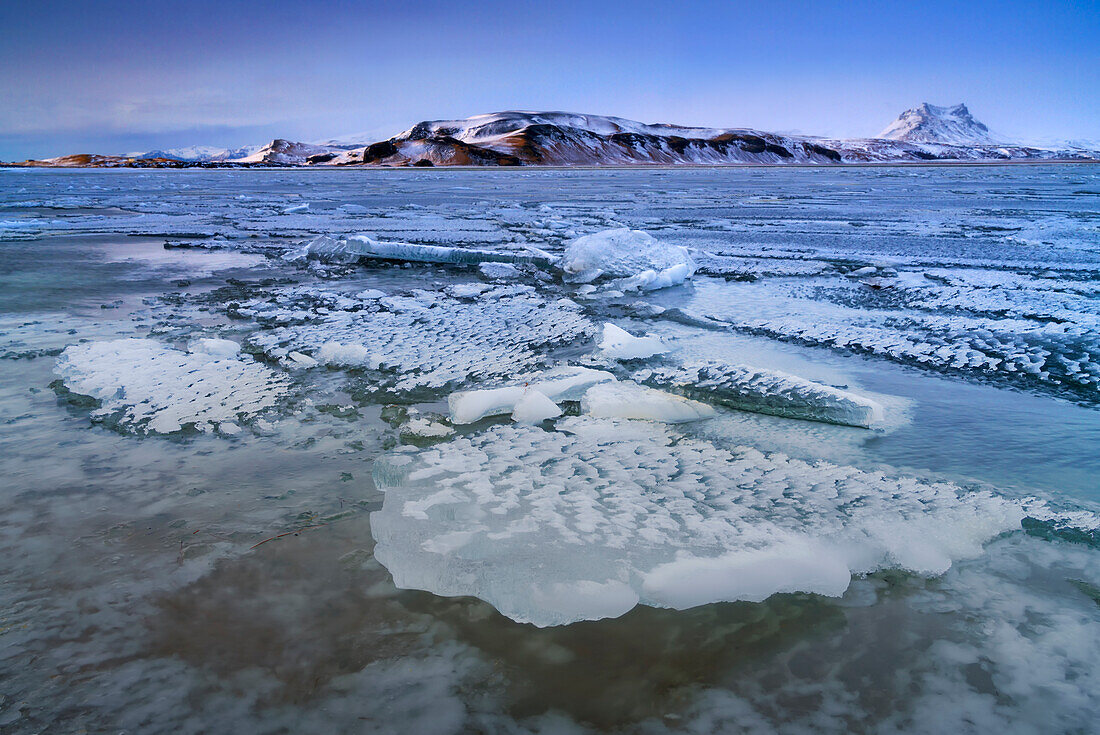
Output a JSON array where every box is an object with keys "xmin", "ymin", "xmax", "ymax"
[
  {"xmin": 230, "ymin": 139, "xmax": 345, "ymax": 164},
  {"xmin": 323, "ymin": 111, "xmax": 846, "ymax": 166},
  {"xmin": 128, "ymin": 145, "xmax": 261, "ymax": 162},
  {"xmin": 878, "ymin": 103, "xmax": 999, "ymax": 145},
  {"xmin": 9, "ymin": 106, "xmax": 1097, "ymax": 167},
  {"xmin": 319, "ymin": 109, "xmax": 1093, "ymax": 166}
]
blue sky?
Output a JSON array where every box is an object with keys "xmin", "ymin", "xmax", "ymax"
[{"xmin": 1, "ymin": 0, "xmax": 1097, "ymax": 159}]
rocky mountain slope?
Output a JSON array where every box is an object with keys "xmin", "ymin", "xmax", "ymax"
[{"xmin": 8, "ymin": 105, "xmax": 1097, "ymax": 167}]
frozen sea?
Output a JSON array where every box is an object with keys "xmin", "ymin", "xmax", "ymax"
[{"xmin": 1, "ymin": 165, "xmax": 1099, "ymax": 733}]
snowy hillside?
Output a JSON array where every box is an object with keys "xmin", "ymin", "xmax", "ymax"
[
  {"xmin": 324, "ymin": 110, "xmax": 846, "ymax": 167},
  {"xmin": 878, "ymin": 103, "xmax": 999, "ymax": 145},
  {"xmin": 9, "ymin": 106, "xmax": 1098, "ymax": 167},
  {"xmin": 130, "ymin": 145, "xmax": 261, "ymax": 162},
  {"xmin": 319, "ymin": 109, "xmax": 1092, "ymax": 166},
  {"xmin": 232, "ymin": 139, "xmax": 347, "ymax": 165}
]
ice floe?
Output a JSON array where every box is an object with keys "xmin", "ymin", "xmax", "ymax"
[
  {"xmin": 55, "ymin": 338, "xmax": 290, "ymax": 434},
  {"xmin": 560, "ymin": 229, "xmax": 696, "ymax": 289},
  {"xmin": 634, "ymin": 360, "xmax": 885, "ymax": 429},
  {"xmin": 248, "ymin": 289, "xmax": 595, "ymax": 394},
  {"xmin": 598, "ymin": 323, "xmax": 670, "ymax": 360},
  {"xmin": 285, "ymin": 234, "xmax": 551, "ymax": 267},
  {"xmin": 371, "ymin": 417, "xmax": 1023, "ymax": 626},
  {"xmin": 685, "ymin": 278, "xmax": 1100, "ymax": 402},
  {"xmin": 581, "ymin": 382, "xmax": 716, "ymax": 423}
]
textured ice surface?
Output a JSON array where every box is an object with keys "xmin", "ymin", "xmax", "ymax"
[
  {"xmin": 247, "ymin": 289, "xmax": 595, "ymax": 394},
  {"xmin": 5, "ymin": 168, "xmax": 1100, "ymax": 733},
  {"xmin": 581, "ymin": 382, "xmax": 716, "ymax": 423},
  {"xmin": 685, "ymin": 278, "xmax": 1100, "ymax": 402},
  {"xmin": 55, "ymin": 339, "xmax": 290, "ymax": 434},
  {"xmin": 560, "ymin": 228, "xmax": 696, "ymax": 287},
  {"xmin": 635, "ymin": 360, "xmax": 885, "ymax": 428},
  {"xmin": 598, "ymin": 323, "xmax": 669, "ymax": 360},
  {"xmin": 285, "ymin": 233, "xmax": 550, "ymax": 267},
  {"xmin": 372, "ymin": 418, "xmax": 1022, "ymax": 626}
]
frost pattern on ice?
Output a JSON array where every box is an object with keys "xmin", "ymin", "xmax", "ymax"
[
  {"xmin": 371, "ymin": 418, "xmax": 1022, "ymax": 626},
  {"xmin": 687, "ymin": 279, "xmax": 1100, "ymax": 400},
  {"xmin": 247, "ymin": 290, "xmax": 595, "ymax": 394},
  {"xmin": 55, "ymin": 339, "xmax": 290, "ymax": 434},
  {"xmin": 634, "ymin": 360, "xmax": 884, "ymax": 429}
]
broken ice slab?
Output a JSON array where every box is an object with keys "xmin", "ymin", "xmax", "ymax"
[
  {"xmin": 560, "ymin": 228, "xmax": 697, "ymax": 285},
  {"xmin": 581, "ymin": 381, "xmax": 716, "ymax": 423},
  {"xmin": 285, "ymin": 234, "xmax": 553, "ymax": 267},
  {"xmin": 250, "ymin": 289, "xmax": 596, "ymax": 395},
  {"xmin": 370, "ymin": 417, "xmax": 1022, "ymax": 626},
  {"xmin": 598, "ymin": 323, "xmax": 670, "ymax": 360},
  {"xmin": 54, "ymin": 338, "xmax": 290, "ymax": 435},
  {"xmin": 634, "ymin": 360, "xmax": 885, "ymax": 429}
]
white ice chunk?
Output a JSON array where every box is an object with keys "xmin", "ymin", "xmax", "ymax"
[
  {"xmin": 581, "ymin": 381, "xmax": 716, "ymax": 423},
  {"xmin": 598, "ymin": 323, "xmax": 670, "ymax": 360},
  {"xmin": 287, "ymin": 234, "xmax": 551, "ymax": 267},
  {"xmin": 188, "ymin": 337, "xmax": 241, "ymax": 359},
  {"xmin": 449, "ymin": 367, "xmax": 615, "ymax": 424},
  {"xmin": 615, "ymin": 262, "xmax": 695, "ymax": 292},
  {"xmin": 250, "ymin": 290, "xmax": 594, "ymax": 393},
  {"xmin": 282, "ymin": 203, "xmax": 310, "ymax": 214},
  {"xmin": 403, "ymin": 418, "xmax": 455, "ymax": 438},
  {"xmin": 560, "ymin": 228, "xmax": 696, "ymax": 287},
  {"xmin": 315, "ymin": 341, "xmax": 379, "ymax": 368},
  {"xmin": 356, "ymin": 288, "xmax": 387, "ymax": 300},
  {"xmin": 511, "ymin": 390, "xmax": 562, "ymax": 424},
  {"xmin": 478, "ymin": 262, "xmax": 520, "ymax": 280},
  {"xmin": 55, "ymin": 338, "xmax": 289, "ymax": 434},
  {"xmin": 286, "ymin": 351, "xmax": 318, "ymax": 367},
  {"xmin": 446, "ymin": 283, "xmax": 491, "ymax": 299}
]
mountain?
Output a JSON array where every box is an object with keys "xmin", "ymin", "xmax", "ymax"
[
  {"xmin": 322, "ymin": 111, "xmax": 846, "ymax": 166},
  {"xmin": 7, "ymin": 106, "xmax": 1097, "ymax": 167},
  {"xmin": 231, "ymin": 139, "xmax": 347, "ymax": 164},
  {"xmin": 129, "ymin": 145, "xmax": 261, "ymax": 162},
  {"xmin": 878, "ymin": 103, "xmax": 998, "ymax": 145},
  {"xmin": 320, "ymin": 109, "xmax": 1094, "ymax": 166}
]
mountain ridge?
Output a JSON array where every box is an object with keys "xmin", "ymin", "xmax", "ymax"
[{"xmin": 8, "ymin": 105, "xmax": 1098, "ymax": 167}]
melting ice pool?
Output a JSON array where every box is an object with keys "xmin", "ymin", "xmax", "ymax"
[{"xmin": 1, "ymin": 166, "xmax": 1099, "ymax": 734}]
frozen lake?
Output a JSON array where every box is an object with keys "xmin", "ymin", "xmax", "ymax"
[{"xmin": 1, "ymin": 166, "xmax": 1098, "ymax": 733}]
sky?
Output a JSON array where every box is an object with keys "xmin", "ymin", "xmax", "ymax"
[{"xmin": 1, "ymin": 0, "xmax": 1097, "ymax": 160}]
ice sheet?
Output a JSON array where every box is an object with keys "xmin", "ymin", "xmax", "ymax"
[{"xmin": 372, "ymin": 418, "xmax": 1022, "ymax": 626}]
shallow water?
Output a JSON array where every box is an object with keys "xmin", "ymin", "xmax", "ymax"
[{"xmin": 1, "ymin": 166, "xmax": 1098, "ymax": 733}]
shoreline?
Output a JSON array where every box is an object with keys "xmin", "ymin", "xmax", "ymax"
[{"xmin": 2, "ymin": 159, "xmax": 1098, "ymax": 171}]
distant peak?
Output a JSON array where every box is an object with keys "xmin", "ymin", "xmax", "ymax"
[{"xmin": 879, "ymin": 102, "xmax": 998, "ymax": 145}]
